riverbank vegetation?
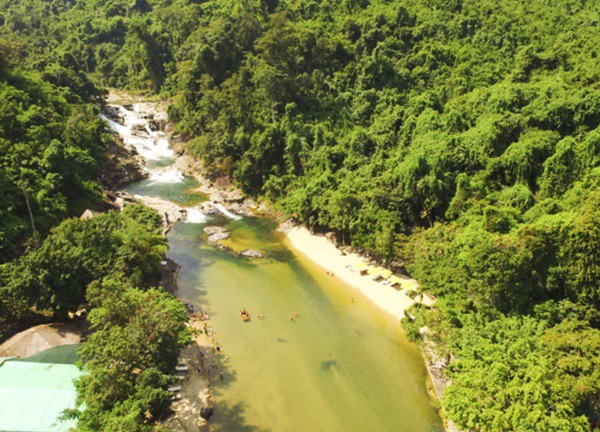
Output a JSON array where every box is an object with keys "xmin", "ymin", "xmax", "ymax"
[
  {"xmin": 1, "ymin": 0, "xmax": 598, "ymax": 430},
  {"xmin": 0, "ymin": 204, "xmax": 190, "ymax": 430},
  {"xmin": 0, "ymin": 44, "xmax": 111, "ymax": 262}
]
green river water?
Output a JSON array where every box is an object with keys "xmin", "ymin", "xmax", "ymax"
[
  {"xmin": 165, "ymin": 213, "xmax": 443, "ymax": 432},
  {"xmin": 118, "ymin": 107, "xmax": 443, "ymax": 431}
]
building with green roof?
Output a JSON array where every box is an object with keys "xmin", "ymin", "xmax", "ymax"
[{"xmin": 0, "ymin": 359, "xmax": 81, "ymax": 431}]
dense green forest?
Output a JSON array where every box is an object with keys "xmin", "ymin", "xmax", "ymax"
[
  {"xmin": 1, "ymin": 205, "xmax": 189, "ymax": 430},
  {"xmin": 0, "ymin": 43, "xmax": 111, "ymax": 262},
  {"xmin": 1, "ymin": 0, "xmax": 599, "ymax": 430},
  {"xmin": 1, "ymin": 31, "xmax": 189, "ymax": 428}
]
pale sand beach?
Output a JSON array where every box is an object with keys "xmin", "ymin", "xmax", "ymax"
[{"xmin": 284, "ymin": 226, "xmax": 434, "ymax": 321}]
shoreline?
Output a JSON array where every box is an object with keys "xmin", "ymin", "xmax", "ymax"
[
  {"xmin": 282, "ymin": 224, "xmax": 454, "ymax": 431},
  {"xmin": 104, "ymin": 93, "xmax": 450, "ymax": 431},
  {"xmin": 101, "ymin": 96, "xmax": 216, "ymax": 431},
  {"xmin": 282, "ymin": 225, "xmax": 434, "ymax": 321}
]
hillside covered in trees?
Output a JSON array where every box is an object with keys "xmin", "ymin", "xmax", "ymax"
[{"xmin": 1, "ymin": 0, "xmax": 599, "ymax": 430}]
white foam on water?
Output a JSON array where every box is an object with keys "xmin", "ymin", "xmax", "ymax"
[
  {"xmin": 101, "ymin": 106, "xmax": 174, "ymax": 162},
  {"xmin": 148, "ymin": 168, "xmax": 185, "ymax": 184},
  {"xmin": 100, "ymin": 114, "xmax": 130, "ymax": 136},
  {"xmin": 136, "ymin": 138, "xmax": 174, "ymax": 161},
  {"xmin": 185, "ymin": 207, "xmax": 208, "ymax": 224},
  {"xmin": 214, "ymin": 203, "xmax": 242, "ymax": 220},
  {"xmin": 145, "ymin": 124, "xmax": 163, "ymax": 139}
]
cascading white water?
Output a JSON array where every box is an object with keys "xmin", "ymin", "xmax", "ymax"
[
  {"xmin": 102, "ymin": 106, "xmax": 174, "ymax": 162},
  {"xmin": 148, "ymin": 168, "xmax": 185, "ymax": 184},
  {"xmin": 184, "ymin": 207, "xmax": 208, "ymax": 224},
  {"xmin": 103, "ymin": 103, "xmax": 213, "ymax": 226},
  {"xmin": 213, "ymin": 203, "xmax": 242, "ymax": 220}
]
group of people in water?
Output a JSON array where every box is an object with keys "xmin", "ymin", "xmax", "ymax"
[
  {"xmin": 240, "ymin": 307, "xmax": 300, "ymax": 322},
  {"xmin": 188, "ymin": 310, "xmax": 228, "ymax": 383}
]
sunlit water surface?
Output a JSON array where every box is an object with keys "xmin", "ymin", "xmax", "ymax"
[
  {"xmin": 168, "ymin": 217, "xmax": 443, "ymax": 432},
  {"xmin": 110, "ymin": 103, "xmax": 443, "ymax": 432}
]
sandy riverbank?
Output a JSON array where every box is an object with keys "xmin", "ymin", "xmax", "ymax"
[{"xmin": 283, "ymin": 226, "xmax": 434, "ymax": 321}]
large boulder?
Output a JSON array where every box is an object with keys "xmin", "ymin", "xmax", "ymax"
[
  {"xmin": 200, "ymin": 406, "xmax": 214, "ymax": 420},
  {"xmin": 203, "ymin": 226, "xmax": 230, "ymax": 242},
  {"xmin": 104, "ymin": 105, "xmax": 124, "ymax": 124},
  {"xmin": 208, "ymin": 232, "xmax": 230, "ymax": 242},
  {"xmin": 203, "ymin": 226, "xmax": 228, "ymax": 235},
  {"xmin": 131, "ymin": 123, "xmax": 148, "ymax": 136},
  {"xmin": 241, "ymin": 249, "xmax": 264, "ymax": 258}
]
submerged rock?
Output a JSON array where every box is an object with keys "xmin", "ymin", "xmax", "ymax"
[
  {"xmin": 200, "ymin": 406, "xmax": 214, "ymax": 420},
  {"xmin": 207, "ymin": 232, "xmax": 230, "ymax": 242},
  {"xmin": 203, "ymin": 226, "xmax": 230, "ymax": 242},
  {"xmin": 241, "ymin": 249, "xmax": 264, "ymax": 258},
  {"xmin": 203, "ymin": 226, "xmax": 228, "ymax": 235}
]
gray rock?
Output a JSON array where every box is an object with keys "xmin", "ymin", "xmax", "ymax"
[
  {"xmin": 203, "ymin": 226, "xmax": 228, "ymax": 235},
  {"xmin": 198, "ymin": 203, "xmax": 220, "ymax": 215},
  {"xmin": 241, "ymin": 249, "xmax": 264, "ymax": 258},
  {"xmin": 131, "ymin": 123, "xmax": 148, "ymax": 136},
  {"xmin": 207, "ymin": 232, "xmax": 230, "ymax": 242},
  {"xmin": 200, "ymin": 406, "xmax": 214, "ymax": 420},
  {"xmin": 104, "ymin": 105, "xmax": 124, "ymax": 124},
  {"xmin": 204, "ymin": 227, "xmax": 231, "ymax": 242}
]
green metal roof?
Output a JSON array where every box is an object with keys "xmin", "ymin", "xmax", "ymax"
[
  {"xmin": 0, "ymin": 361, "xmax": 80, "ymax": 431},
  {"xmin": 14, "ymin": 344, "xmax": 79, "ymax": 365}
]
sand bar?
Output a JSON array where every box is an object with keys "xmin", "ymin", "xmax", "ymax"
[{"xmin": 284, "ymin": 226, "xmax": 434, "ymax": 321}]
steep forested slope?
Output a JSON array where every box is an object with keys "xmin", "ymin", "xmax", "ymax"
[
  {"xmin": 0, "ymin": 43, "xmax": 111, "ymax": 262},
  {"xmin": 1, "ymin": 11, "xmax": 190, "ymax": 430},
  {"xmin": 1, "ymin": 0, "xmax": 598, "ymax": 430}
]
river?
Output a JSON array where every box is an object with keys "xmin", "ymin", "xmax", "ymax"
[{"xmin": 104, "ymin": 103, "xmax": 443, "ymax": 432}]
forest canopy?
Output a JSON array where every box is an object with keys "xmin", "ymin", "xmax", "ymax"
[{"xmin": 1, "ymin": 0, "xmax": 598, "ymax": 430}]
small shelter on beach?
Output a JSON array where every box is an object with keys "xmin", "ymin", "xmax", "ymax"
[
  {"xmin": 354, "ymin": 262, "xmax": 368, "ymax": 275},
  {"xmin": 367, "ymin": 266, "xmax": 381, "ymax": 280},
  {"xmin": 369, "ymin": 266, "xmax": 391, "ymax": 281},
  {"xmin": 387, "ymin": 275, "xmax": 402, "ymax": 287},
  {"xmin": 379, "ymin": 268, "xmax": 393, "ymax": 280}
]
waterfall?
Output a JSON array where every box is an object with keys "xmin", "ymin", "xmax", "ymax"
[{"xmin": 213, "ymin": 203, "xmax": 242, "ymax": 220}]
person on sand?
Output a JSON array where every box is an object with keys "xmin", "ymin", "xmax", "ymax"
[
  {"xmin": 290, "ymin": 312, "xmax": 299, "ymax": 321},
  {"xmin": 351, "ymin": 297, "xmax": 356, "ymax": 303}
]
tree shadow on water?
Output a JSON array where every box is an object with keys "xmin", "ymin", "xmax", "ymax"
[{"xmin": 208, "ymin": 401, "xmax": 271, "ymax": 432}]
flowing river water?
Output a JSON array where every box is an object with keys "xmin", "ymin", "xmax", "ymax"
[{"xmin": 105, "ymin": 104, "xmax": 443, "ymax": 432}]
